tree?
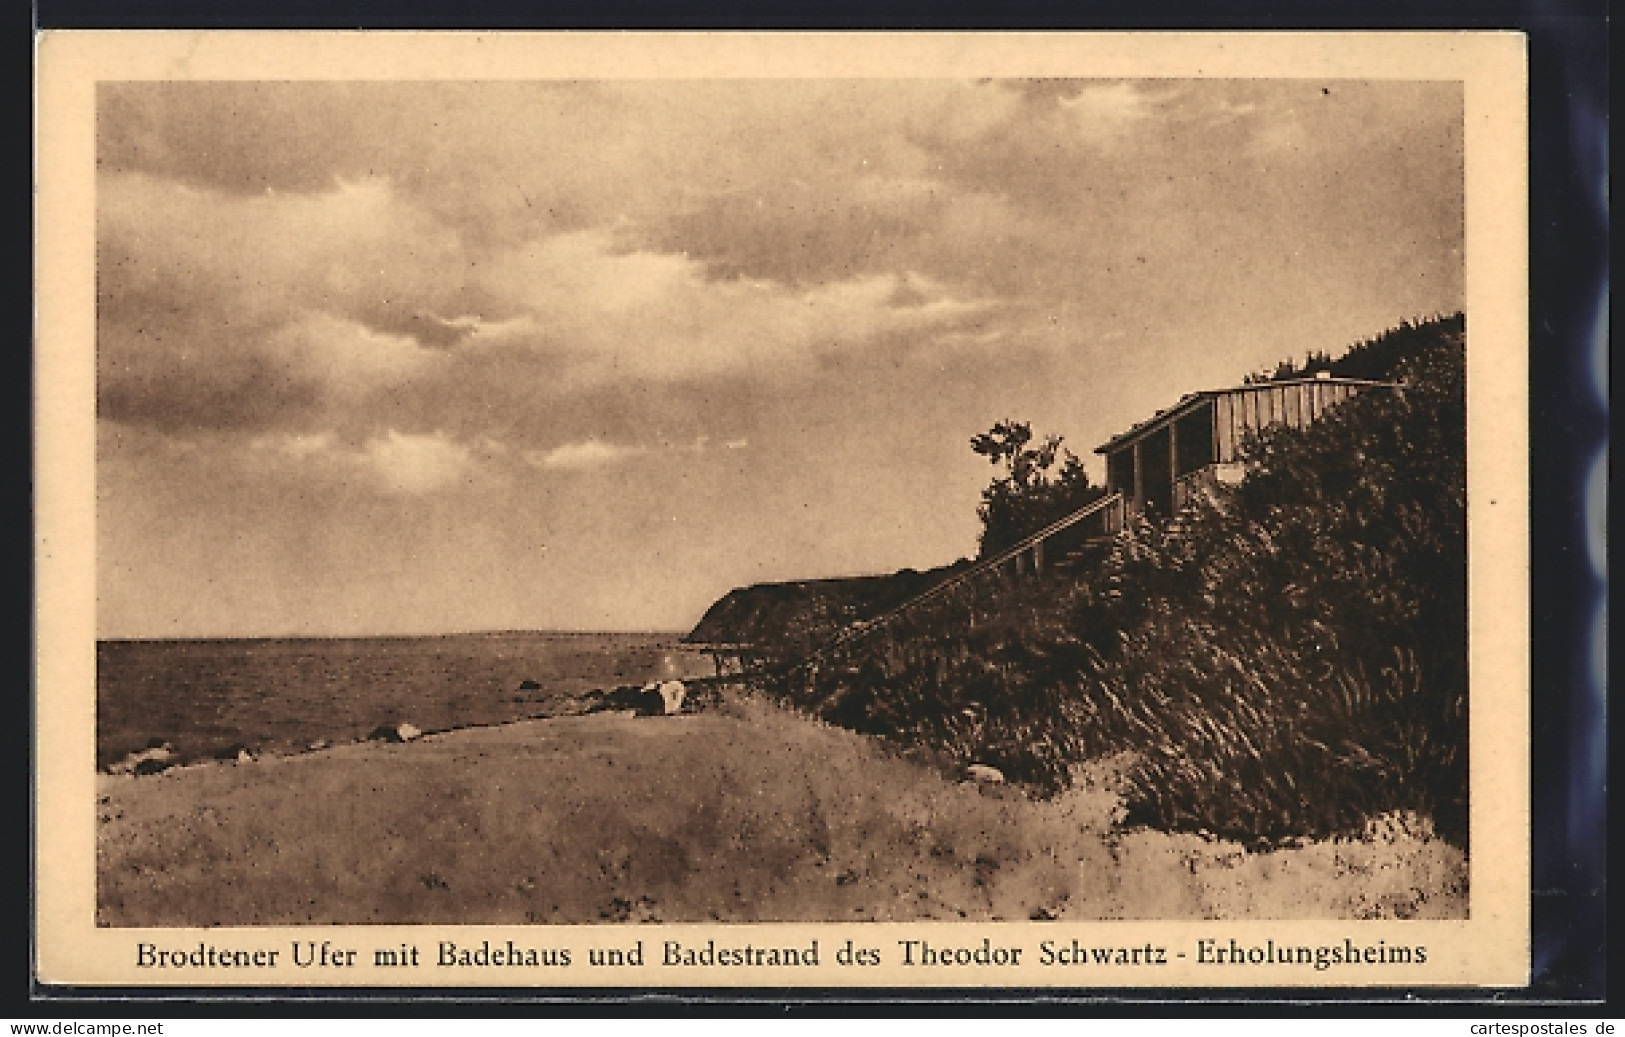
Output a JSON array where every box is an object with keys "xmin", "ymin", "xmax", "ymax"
[{"xmin": 971, "ymin": 420, "xmax": 1104, "ymax": 557}]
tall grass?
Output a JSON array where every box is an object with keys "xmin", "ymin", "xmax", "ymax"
[
  {"xmin": 1099, "ymin": 326, "xmax": 1467, "ymax": 847},
  {"xmin": 99, "ymin": 690, "xmax": 1465, "ymax": 924}
]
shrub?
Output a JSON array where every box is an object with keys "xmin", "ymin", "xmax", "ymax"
[
  {"xmin": 755, "ymin": 314, "xmax": 1468, "ymax": 848},
  {"xmin": 1096, "ymin": 321, "xmax": 1467, "ymax": 846}
]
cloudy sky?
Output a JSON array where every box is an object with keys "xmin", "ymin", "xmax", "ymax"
[{"xmin": 97, "ymin": 79, "xmax": 1462, "ymax": 638}]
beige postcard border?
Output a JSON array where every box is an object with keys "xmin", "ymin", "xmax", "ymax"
[{"xmin": 35, "ymin": 30, "xmax": 1530, "ymax": 989}]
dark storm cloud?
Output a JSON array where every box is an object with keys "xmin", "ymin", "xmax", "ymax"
[
  {"xmin": 349, "ymin": 305, "xmax": 477, "ymax": 352},
  {"xmin": 98, "ymin": 352, "xmax": 323, "ymax": 433},
  {"xmin": 921, "ymin": 79, "xmax": 1462, "ymax": 231},
  {"xmin": 94, "ymin": 80, "xmax": 1463, "ymax": 450},
  {"xmin": 99, "ymin": 81, "xmax": 372, "ymax": 194},
  {"xmin": 626, "ymin": 184, "xmax": 940, "ymax": 287},
  {"xmin": 97, "ymin": 81, "xmax": 645, "ymax": 252}
]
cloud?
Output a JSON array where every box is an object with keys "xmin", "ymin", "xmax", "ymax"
[
  {"xmin": 97, "ymin": 150, "xmax": 1007, "ymax": 449},
  {"xmin": 95, "ymin": 80, "xmax": 1468, "ymax": 638},
  {"xmin": 97, "ymin": 81, "xmax": 1010, "ymax": 255},
  {"xmin": 364, "ymin": 430, "xmax": 476, "ymax": 493},
  {"xmin": 94, "ymin": 78, "xmax": 1462, "ymax": 487},
  {"xmin": 97, "ymin": 171, "xmax": 479, "ymax": 432},
  {"xmin": 244, "ymin": 427, "xmax": 478, "ymax": 494},
  {"xmin": 524, "ymin": 433, "xmax": 753, "ymax": 470},
  {"xmin": 272, "ymin": 313, "xmax": 441, "ymax": 389},
  {"xmin": 526, "ymin": 440, "xmax": 648, "ymax": 470},
  {"xmin": 475, "ymin": 231, "xmax": 998, "ymax": 382},
  {"xmin": 1057, "ymin": 81, "xmax": 1167, "ymax": 140},
  {"xmin": 626, "ymin": 174, "xmax": 949, "ymax": 287},
  {"xmin": 260, "ymin": 430, "xmax": 336, "ymax": 459}
]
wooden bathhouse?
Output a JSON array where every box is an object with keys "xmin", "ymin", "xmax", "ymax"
[{"xmin": 1094, "ymin": 372, "xmax": 1396, "ymax": 519}]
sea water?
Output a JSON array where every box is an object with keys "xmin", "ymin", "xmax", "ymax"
[{"xmin": 96, "ymin": 631, "xmax": 715, "ymax": 771}]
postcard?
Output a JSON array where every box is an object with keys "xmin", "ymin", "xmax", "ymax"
[{"xmin": 36, "ymin": 30, "xmax": 1529, "ymax": 988}]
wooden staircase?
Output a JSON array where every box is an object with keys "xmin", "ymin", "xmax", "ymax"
[{"xmin": 789, "ymin": 491, "xmax": 1124, "ymax": 673}]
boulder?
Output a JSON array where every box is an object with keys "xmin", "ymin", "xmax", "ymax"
[
  {"xmin": 367, "ymin": 723, "xmax": 422, "ymax": 744},
  {"xmin": 655, "ymin": 680, "xmax": 686, "ymax": 715},
  {"xmin": 519, "ymin": 679, "xmax": 542, "ymax": 691},
  {"xmin": 965, "ymin": 763, "xmax": 1006, "ymax": 785},
  {"xmin": 109, "ymin": 743, "xmax": 174, "ymax": 775},
  {"xmin": 587, "ymin": 684, "xmax": 664, "ymax": 715}
]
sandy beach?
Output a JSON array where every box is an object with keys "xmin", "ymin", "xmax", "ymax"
[{"xmin": 98, "ymin": 694, "xmax": 1467, "ymax": 927}]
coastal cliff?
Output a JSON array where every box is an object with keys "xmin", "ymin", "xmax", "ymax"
[{"xmin": 684, "ymin": 562, "xmax": 968, "ymax": 651}]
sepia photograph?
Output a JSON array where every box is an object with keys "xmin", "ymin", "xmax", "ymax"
[{"xmin": 36, "ymin": 31, "xmax": 1530, "ymax": 987}]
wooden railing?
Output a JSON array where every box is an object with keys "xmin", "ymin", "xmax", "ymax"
[
  {"xmin": 1172, "ymin": 468, "xmax": 1215, "ymax": 512},
  {"xmin": 791, "ymin": 491, "xmax": 1124, "ymax": 672}
]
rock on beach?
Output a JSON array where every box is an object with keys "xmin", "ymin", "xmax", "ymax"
[
  {"xmin": 654, "ymin": 680, "xmax": 686, "ymax": 715},
  {"xmin": 108, "ymin": 743, "xmax": 175, "ymax": 776},
  {"xmin": 367, "ymin": 723, "xmax": 423, "ymax": 744},
  {"xmin": 965, "ymin": 763, "xmax": 1006, "ymax": 784}
]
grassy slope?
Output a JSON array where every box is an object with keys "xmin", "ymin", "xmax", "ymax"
[
  {"xmin": 99, "ymin": 695, "xmax": 1464, "ymax": 926},
  {"xmin": 748, "ymin": 317, "xmax": 1469, "ymax": 848}
]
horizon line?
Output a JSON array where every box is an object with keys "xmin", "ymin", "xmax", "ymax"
[{"xmin": 96, "ymin": 627, "xmax": 697, "ymax": 643}]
